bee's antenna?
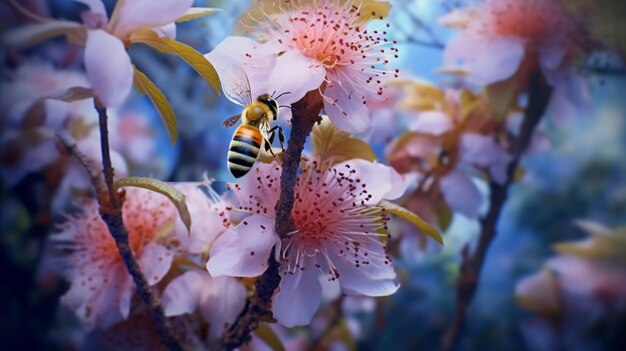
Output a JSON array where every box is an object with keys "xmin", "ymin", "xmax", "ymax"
[
  {"xmin": 274, "ymin": 91, "xmax": 291, "ymax": 100},
  {"xmin": 271, "ymin": 90, "xmax": 277, "ymax": 97}
]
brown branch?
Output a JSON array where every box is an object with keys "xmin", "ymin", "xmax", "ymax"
[
  {"xmin": 93, "ymin": 99, "xmax": 185, "ymax": 351},
  {"xmin": 219, "ymin": 90, "xmax": 324, "ymax": 350},
  {"xmin": 441, "ymin": 73, "xmax": 553, "ymax": 351}
]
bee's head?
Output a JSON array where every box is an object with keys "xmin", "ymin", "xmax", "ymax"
[{"xmin": 257, "ymin": 94, "xmax": 279, "ymax": 121}]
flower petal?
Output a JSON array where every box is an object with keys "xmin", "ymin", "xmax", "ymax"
[
  {"xmin": 162, "ymin": 270, "xmax": 204, "ymax": 317},
  {"xmin": 204, "ymin": 36, "xmax": 275, "ymax": 102},
  {"xmin": 331, "ymin": 247, "xmax": 399, "ymax": 297},
  {"xmin": 408, "ymin": 110, "xmax": 454, "ymax": 135},
  {"xmin": 137, "ymin": 243, "xmax": 173, "ymax": 285},
  {"xmin": 153, "ymin": 23, "xmax": 177, "ymax": 39},
  {"xmin": 323, "ymin": 82, "xmax": 372, "ymax": 134},
  {"xmin": 206, "ymin": 214, "xmax": 278, "ymax": 277},
  {"xmin": 460, "ymin": 133, "xmax": 511, "ymax": 183},
  {"xmin": 440, "ymin": 169, "xmax": 482, "ymax": 219},
  {"xmin": 174, "ymin": 183, "xmax": 226, "ymax": 254},
  {"xmin": 199, "ymin": 275, "xmax": 247, "ymax": 339},
  {"xmin": 84, "ymin": 29, "xmax": 133, "ymax": 107},
  {"xmin": 266, "ymin": 49, "xmax": 326, "ymax": 105},
  {"xmin": 111, "ymin": 0, "xmax": 193, "ymax": 38},
  {"xmin": 273, "ymin": 263, "xmax": 322, "ymax": 327},
  {"xmin": 338, "ymin": 159, "xmax": 406, "ymax": 204},
  {"xmin": 444, "ymin": 33, "xmax": 525, "ymax": 86}
]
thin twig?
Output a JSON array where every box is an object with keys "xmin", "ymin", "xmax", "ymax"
[
  {"xmin": 220, "ymin": 90, "xmax": 324, "ymax": 350},
  {"xmin": 56, "ymin": 130, "xmax": 107, "ymax": 200},
  {"xmin": 93, "ymin": 99, "xmax": 185, "ymax": 351},
  {"xmin": 441, "ymin": 73, "xmax": 553, "ymax": 351}
]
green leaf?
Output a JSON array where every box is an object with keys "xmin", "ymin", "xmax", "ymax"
[
  {"xmin": 2, "ymin": 20, "xmax": 84, "ymax": 46},
  {"xmin": 254, "ymin": 323, "xmax": 285, "ymax": 351},
  {"xmin": 176, "ymin": 7, "xmax": 220, "ymax": 22},
  {"xmin": 380, "ymin": 200, "xmax": 443, "ymax": 244},
  {"xmin": 130, "ymin": 30, "xmax": 221, "ymax": 94},
  {"xmin": 133, "ymin": 67, "xmax": 177, "ymax": 144},
  {"xmin": 312, "ymin": 117, "xmax": 376, "ymax": 165},
  {"xmin": 114, "ymin": 177, "xmax": 191, "ymax": 234}
]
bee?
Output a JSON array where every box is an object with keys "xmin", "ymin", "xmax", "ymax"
[{"xmin": 222, "ymin": 65, "xmax": 288, "ymax": 178}]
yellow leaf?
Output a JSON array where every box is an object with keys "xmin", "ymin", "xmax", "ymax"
[
  {"xmin": 235, "ymin": 0, "xmax": 390, "ymax": 33},
  {"xmin": 114, "ymin": 177, "xmax": 192, "ymax": 234},
  {"xmin": 353, "ymin": 0, "xmax": 392, "ymax": 22},
  {"xmin": 312, "ymin": 117, "xmax": 376, "ymax": 165},
  {"xmin": 176, "ymin": 7, "xmax": 220, "ymax": 22},
  {"xmin": 380, "ymin": 200, "xmax": 443, "ymax": 244},
  {"xmin": 485, "ymin": 71, "xmax": 525, "ymax": 120},
  {"xmin": 47, "ymin": 87, "xmax": 94, "ymax": 102},
  {"xmin": 389, "ymin": 79, "xmax": 445, "ymax": 111},
  {"xmin": 553, "ymin": 227, "xmax": 626, "ymax": 260},
  {"xmin": 515, "ymin": 270, "xmax": 560, "ymax": 315},
  {"xmin": 254, "ymin": 323, "xmax": 285, "ymax": 351},
  {"xmin": 2, "ymin": 20, "xmax": 84, "ymax": 46},
  {"xmin": 133, "ymin": 67, "xmax": 177, "ymax": 144},
  {"xmin": 435, "ymin": 203, "xmax": 452, "ymax": 232},
  {"xmin": 130, "ymin": 30, "xmax": 221, "ymax": 94}
]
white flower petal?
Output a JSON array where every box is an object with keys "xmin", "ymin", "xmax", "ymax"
[
  {"xmin": 206, "ymin": 214, "xmax": 278, "ymax": 277},
  {"xmin": 323, "ymin": 82, "xmax": 372, "ymax": 134},
  {"xmin": 444, "ymin": 33, "xmax": 525, "ymax": 86},
  {"xmin": 200, "ymin": 275, "xmax": 247, "ymax": 339},
  {"xmin": 204, "ymin": 36, "xmax": 276, "ymax": 102},
  {"xmin": 266, "ymin": 49, "xmax": 326, "ymax": 105},
  {"xmin": 84, "ymin": 29, "xmax": 133, "ymax": 107},
  {"xmin": 440, "ymin": 169, "xmax": 482, "ymax": 219},
  {"xmin": 460, "ymin": 133, "xmax": 511, "ymax": 183},
  {"xmin": 273, "ymin": 264, "xmax": 322, "ymax": 327},
  {"xmin": 337, "ymin": 159, "xmax": 406, "ymax": 204},
  {"xmin": 137, "ymin": 243, "xmax": 173, "ymax": 285},
  {"xmin": 162, "ymin": 270, "xmax": 203, "ymax": 317},
  {"xmin": 331, "ymin": 251, "xmax": 399, "ymax": 297},
  {"xmin": 153, "ymin": 22, "xmax": 177, "ymax": 39},
  {"xmin": 111, "ymin": 0, "xmax": 193, "ymax": 38},
  {"xmin": 408, "ymin": 110, "xmax": 454, "ymax": 135}
]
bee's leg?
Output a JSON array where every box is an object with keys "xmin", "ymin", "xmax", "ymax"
[
  {"xmin": 268, "ymin": 126, "xmax": 285, "ymax": 152},
  {"xmin": 264, "ymin": 137, "xmax": 277, "ymax": 157}
]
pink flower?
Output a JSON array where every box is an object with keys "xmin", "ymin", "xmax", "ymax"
[
  {"xmin": 55, "ymin": 187, "xmax": 176, "ymax": 328},
  {"xmin": 444, "ymin": 0, "xmax": 586, "ymax": 86},
  {"xmin": 0, "ymin": 62, "xmax": 95, "ymax": 187},
  {"xmin": 6, "ymin": 0, "xmax": 200, "ymax": 107},
  {"xmin": 54, "ymin": 184, "xmax": 221, "ymax": 328},
  {"xmin": 205, "ymin": 2, "xmax": 398, "ymax": 134},
  {"xmin": 206, "ymin": 159, "xmax": 403, "ymax": 326},
  {"xmin": 442, "ymin": 0, "xmax": 592, "ymax": 119},
  {"xmin": 161, "ymin": 269, "xmax": 246, "ymax": 340}
]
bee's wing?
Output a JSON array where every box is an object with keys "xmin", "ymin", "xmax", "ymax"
[
  {"xmin": 222, "ymin": 114, "xmax": 242, "ymax": 128},
  {"xmin": 222, "ymin": 64, "xmax": 253, "ymax": 107}
]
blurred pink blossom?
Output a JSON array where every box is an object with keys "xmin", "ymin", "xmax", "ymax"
[
  {"xmin": 443, "ymin": 0, "xmax": 592, "ymax": 119},
  {"xmin": 162, "ymin": 269, "xmax": 246, "ymax": 340},
  {"xmin": 206, "ymin": 159, "xmax": 403, "ymax": 326},
  {"xmin": 54, "ymin": 184, "xmax": 221, "ymax": 328},
  {"xmin": 54, "ymin": 187, "xmax": 177, "ymax": 328},
  {"xmin": 205, "ymin": 2, "xmax": 398, "ymax": 133}
]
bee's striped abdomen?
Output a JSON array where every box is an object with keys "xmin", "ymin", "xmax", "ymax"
[{"xmin": 228, "ymin": 124, "xmax": 263, "ymax": 178}]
